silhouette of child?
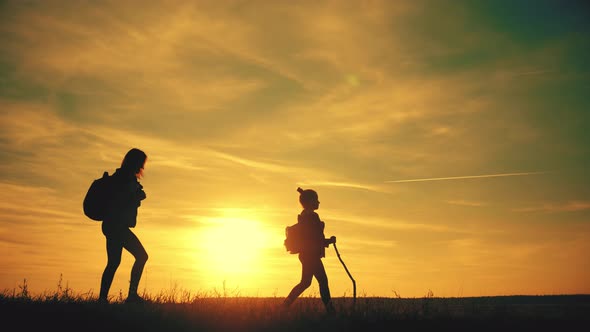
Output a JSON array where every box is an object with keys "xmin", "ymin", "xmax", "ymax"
[
  {"xmin": 284, "ymin": 187, "xmax": 336, "ymax": 313},
  {"xmin": 99, "ymin": 148, "xmax": 149, "ymax": 303}
]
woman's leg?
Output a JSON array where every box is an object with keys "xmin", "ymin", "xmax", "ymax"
[
  {"xmin": 122, "ymin": 228, "xmax": 148, "ymax": 298},
  {"xmin": 284, "ymin": 255, "xmax": 314, "ymax": 306},
  {"xmin": 99, "ymin": 236, "xmax": 124, "ymax": 301}
]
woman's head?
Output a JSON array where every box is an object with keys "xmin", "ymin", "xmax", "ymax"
[
  {"xmin": 297, "ymin": 187, "xmax": 319, "ymax": 210},
  {"xmin": 121, "ymin": 148, "xmax": 147, "ymax": 179}
]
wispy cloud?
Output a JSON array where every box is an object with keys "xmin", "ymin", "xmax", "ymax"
[
  {"xmin": 513, "ymin": 201, "xmax": 590, "ymax": 213},
  {"xmin": 0, "ymin": 183, "xmax": 78, "ymax": 225},
  {"xmin": 210, "ymin": 151, "xmax": 297, "ymax": 175},
  {"xmin": 446, "ymin": 200, "xmax": 487, "ymax": 207},
  {"xmin": 325, "ymin": 211, "xmax": 465, "ymax": 234},
  {"xmin": 339, "ymin": 237, "xmax": 398, "ymax": 253},
  {"xmin": 0, "ymin": 101, "xmax": 78, "ymax": 147},
  {"xmin": 296, "ymin": 180, "xmax": 388, "ymax": 193},
  {"xmin": 385, "ymin": 171, "xmax": 548, "ymax": 183},
  {"xmin": 510, "ymin": 70, "xmax": 553, "ymax": 77}
]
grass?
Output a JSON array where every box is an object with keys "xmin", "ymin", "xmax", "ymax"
[{"xmin": 1, "ymin": 278, "xmax": 589, "ymax": 331}]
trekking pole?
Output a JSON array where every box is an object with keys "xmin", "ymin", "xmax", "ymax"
[{"xmin": 333, "ymin": 242, "xmax": 356, "ymax": 308}]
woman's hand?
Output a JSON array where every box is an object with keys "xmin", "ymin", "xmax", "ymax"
[
  {"xmin": 330, "ymin": 236, "xmax": 336, "ymax": 244},
  {"xmin": 136, "ymin": 183, "xmax": 146, "ymax": 201},
  {"xmin": 137, "ymin": 189, "xmax": 146, "ymax": 201}
]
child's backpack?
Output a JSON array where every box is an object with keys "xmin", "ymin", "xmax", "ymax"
[
  {"xmin": 284, "ymin": 222, "xmax": 304, "ymax": 254},
  {"xmin": 83, "ymin": 171, "xmax": 113, "ymax": 221},
  {"xmin": 284, "ymin": 214, "xmax": 326, "ymax": 254}
]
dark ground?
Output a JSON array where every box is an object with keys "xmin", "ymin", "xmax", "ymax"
[{"xmin": 1, "ymin": 295, "xmax": 588, "ymax": 331}]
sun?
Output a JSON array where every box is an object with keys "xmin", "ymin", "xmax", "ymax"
[{"xmin": 194, "ymin": 215, "xmax": 274, "ymax": 284}]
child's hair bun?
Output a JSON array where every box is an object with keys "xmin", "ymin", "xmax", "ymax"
[{"xmin": 297, "ymin": 187, "xmax": 304, "ymax": 194}]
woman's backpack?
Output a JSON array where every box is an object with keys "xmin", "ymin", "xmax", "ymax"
[{"xmin": 83, "ymin": 171, "xmax": 113, "ymax": 221}]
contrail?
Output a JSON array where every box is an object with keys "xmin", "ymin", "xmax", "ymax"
[{"xmin": 385, "ymin": 171, "xmax": 547, "ymax": 183}]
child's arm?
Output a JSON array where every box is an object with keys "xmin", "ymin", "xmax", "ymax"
[
  {"xmin": 317, "ymin": 216, "xmax": 335, "ymax": 246},
  {"xmin": 324, "ymin": 236, "xmax": 336, "ymax": 247}
]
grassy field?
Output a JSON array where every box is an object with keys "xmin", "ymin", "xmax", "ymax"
[{"xmin": 1, "ymin": 283, "xmax": 588, "ymax": 332}]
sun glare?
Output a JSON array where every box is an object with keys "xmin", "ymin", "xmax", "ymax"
[{"xmin": 194, "ymin": 214, "xmax": 275, "ymax": 287}]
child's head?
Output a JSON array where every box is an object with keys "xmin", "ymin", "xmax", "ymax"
[{"xmin": 297, "ymin": 187, "xmax": 320, "ymax": 210}]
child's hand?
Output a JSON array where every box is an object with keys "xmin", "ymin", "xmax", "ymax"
[{"xmin": 330, "ymin": 236, "xmax": 336, "ymax": 244}]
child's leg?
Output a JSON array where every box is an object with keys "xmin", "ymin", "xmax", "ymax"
[
  {"xmin": 313, "ymin": 259, "xmax": 334, "ymax": 312},
  {"xmin": 284, "ymin": 255, "xmax": 314, "ymax": 306}
]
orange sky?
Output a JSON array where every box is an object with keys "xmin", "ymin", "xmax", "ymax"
[{"xmin": 0, "ymin": 1, "xmax": 589, "ymax": 298}]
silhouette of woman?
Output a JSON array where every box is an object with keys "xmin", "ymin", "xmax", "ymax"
[
  {"xmin": 284, "ymin": 187, "xmax": 336, "ymax": 313},
  {"xmin": 99, "ymin": 148, "xmax": 149, "ymax": 303}
]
